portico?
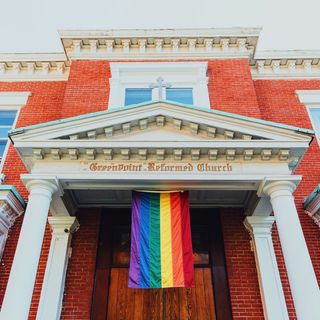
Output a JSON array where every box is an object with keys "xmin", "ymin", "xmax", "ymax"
[{"xmin": 1, "ymin": 101, "xmax": 320, "ymax": 319}]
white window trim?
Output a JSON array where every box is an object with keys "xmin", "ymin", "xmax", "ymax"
[
  {"xmin": 296, "ymin": 90, "xmax": 320, "ymax": 144},
  {"xmin": 0, "ymin": 92, "xmax": 31, "ymax": 174},
  {"xmin": 108, "ymin": 62, "xmax": 210, "ymax": 109}
]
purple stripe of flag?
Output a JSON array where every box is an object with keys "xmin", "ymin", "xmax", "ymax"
[{"xmin": 128, "ymin": 191, "xmax": 141, "ymax": 288}]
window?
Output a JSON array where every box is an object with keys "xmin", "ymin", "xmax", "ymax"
[
  {"xmin": 166, "ymin": 88, "xmax": 193, "ymax": 104},
  {"xmin": 124, "ymin": 88, "xmax": 152, "ymax": 106},
  {"xmin": 109, "ymin": 62, "xmax": 210, "ymax": 109},
  {"xmin": 309, "ymin": 108, "xmax": 320, "ymax": 142},
  {"xmin": 0, "ymin": 111, "xmax": 17, "ymax": 162}
]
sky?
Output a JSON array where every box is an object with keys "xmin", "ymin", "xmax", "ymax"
[{"xmin": 0, "ymin": 0, "xmax": 319, "ymax": 54}]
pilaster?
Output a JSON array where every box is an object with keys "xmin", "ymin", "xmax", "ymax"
[
  {"xmin": 37, "ymin": 216, "xmax": 79, "ymax": 320},
  {"xmin": 244, "ymin": 216, "xmax": 289, "ymax": 320},
  {"xmin": 262, "ymin": 180, "xmax": 320, "ymax": 320}
]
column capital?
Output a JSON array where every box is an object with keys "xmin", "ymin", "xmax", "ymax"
[
  {"xmin": 48, "ymin": 216, "xmax": 79, "ymax": 235},
  {"xmin": 257, "ymin": 177, "xmax": 300, "ymax": 198},
  {"xmin": 244, "ymin": 216, "xmax": 275, "ymax": 236},
  {"xmin": 263, "ymin": 181, "xmax": 296, "ymax": 198},
  {"xmin": 21, "ymin": 174, "xmax": 62, "ymax": 197}
]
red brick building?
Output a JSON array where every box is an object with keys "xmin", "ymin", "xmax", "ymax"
[{"xmin": 0, "ymin": 28, "xmax": 319, "ymax": 319}]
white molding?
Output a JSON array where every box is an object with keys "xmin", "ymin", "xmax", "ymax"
[
  {"xmin": 296, "ymin": 90, "xmax": 320, "ymax": 106},
  {"xmin": 59, "ymin": 27, "xmax": 260, "ymax": 61},
  {"xmin": 244, "ymin": 216, "xmax": 289, "ymax": 320},
  {"xmin": 0, "ymin": 92, "xmax": 31, "ymax": 106},
  {"xmin": 0, "ymin": 179, "xmax": 59, "ymax": 319},
  {"xmin": 0, "ymin": 54, "xmax": 69, "ymax": 82},
  {"xmin": 109, "ymin": 62, "xmax": 210, "ymax": 108},
  {"xmin": 0, "ymin": 92, "xmax": 31, "ymax": 173},
  {"xmin": 296, "ymin": 90, "xmax": 320, "ymax": 145},
  {"xmin": 9, "ymin": 101, "xmax": 312, "ymax": 173},
  {"xmin": 263, "ymin": 180, "xmax": 320, "ymax": 319},
  {"xmin": 37, "ymin": 216, "xmax": 79, "ymax": 320},
  {"xmin": 251, "ymin": 51, "xmax": 320, "ymax": 80},
  {"xmin": 0, "ymin": 187, "xmax": 25, "ymax": 260}
]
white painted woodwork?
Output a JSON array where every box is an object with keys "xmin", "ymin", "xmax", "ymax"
[
  {"xmin": 0, "ymin": 179, "xmax": 59, "ymax": 320},
  {"xmin": 262, "ymin": 180, "xmax": 320, "ymax": 320},
  {"xmin": 108, "ymin": 62, "xmax": 210, "ymax": 108},
  {"xmin": 244, "ymin": 216, "xmax": 289, "ymax": 320},
  {"xmin": 36, "ymin": 216, "xmax": 79, "ymax": 320}
]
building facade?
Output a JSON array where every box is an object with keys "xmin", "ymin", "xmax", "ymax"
[{"xmin": 0, "ymin": 28, "xmax": 320, "ymax": 319}]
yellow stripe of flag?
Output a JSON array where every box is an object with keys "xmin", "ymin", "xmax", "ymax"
[{"xmin": 160, "ymin": 193, "xmax": 173, "ymax": 287}]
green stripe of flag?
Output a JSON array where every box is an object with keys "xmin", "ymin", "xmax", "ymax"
[{"xmin": 149, "ymin": 193, "xmax": 161, "ymax": 288}]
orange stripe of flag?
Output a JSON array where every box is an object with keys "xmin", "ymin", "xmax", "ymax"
[{"xmin": 170, "ymin": 192, "xmax": 185, "ymax": 287}]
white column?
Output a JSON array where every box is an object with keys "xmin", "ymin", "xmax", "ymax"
[
  {"xmin": 37, "ymin": 216, "xmax": 79, "ymax": 320},
  {"xmin": 0, "ymin": 179, "xmax": 58, "ymax": 320},
  {"xmin": 244, "ymin": 216, "xmax": 289, "ymax": 320},
  {"xmin": 264, "ymin": 181, "xmax": 320, "ymax": 320}
]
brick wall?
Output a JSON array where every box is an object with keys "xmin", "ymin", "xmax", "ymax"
[
  {"xmin": 0, "ymin": 61, "xmax": 320, "ymax": 319},
  {"xmin": 60, "ymin": 210, "xmax": 101, "ymax": 320},
  {"xmin": 220, "ymin": 209, "xmax": 264, "ymax": 320}
]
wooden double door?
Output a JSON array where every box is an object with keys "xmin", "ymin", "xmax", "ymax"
[{"xmin": 91, "ymin": 209, "xmax": 232, "ymax": 320}]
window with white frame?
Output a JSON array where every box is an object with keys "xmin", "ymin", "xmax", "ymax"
[
  {"xmin": 0, "ymin": 111, "xmax": 17, "ymax": 163},
  {"xmin": 0, "ymin": 92, "xmax": 30, "ymax": 171},
  {"xmin": 309, "ymin": 108, "xmax": 320, "ymax": 142},
  {"xmin": 109, "ymin": 62, "xmax": 209, "ymax": 108},
  {"xmin": 296, "ymin": 90, "xmax": 320, "ymax": 144}
]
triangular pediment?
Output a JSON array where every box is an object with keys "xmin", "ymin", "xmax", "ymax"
[
  {"xmin": 11, "ymin": 101, "xmax": 312, "ymax": 142},
  {"xmin": 10, "ymin": 101, "xmax": 312, "ymax": 170}
]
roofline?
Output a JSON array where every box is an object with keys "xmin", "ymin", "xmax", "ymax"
[
  {"xmin": 58, "ymin": 27, "xmax": 262, "ymax": 38},
  {"xmin": 304, "ymin": 184, "xmax": 320, "ymax": 208},
  {"xmin": 0, "ymin": 185, "xmax": 26, "ymax": 206},
  {"xmin": 9, "ymin": 100, "xmax": 314, "ymax": 137}
]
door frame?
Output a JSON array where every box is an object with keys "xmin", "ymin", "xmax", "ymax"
[{"xmin": 90, "ymin": 208, "xmax": 232, "ymax": 320}]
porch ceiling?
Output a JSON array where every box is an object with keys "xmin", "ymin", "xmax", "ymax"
[{"xmin": 66, "ymin": 189, "xmax": 252, "ymax": 208}]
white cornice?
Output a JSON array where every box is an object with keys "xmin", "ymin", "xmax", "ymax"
[
  {"xmin": 0, "ymin": 29, "xmax": 320, "ymax": 80},
  {"xmin": 251, "ymin": 50, "xmax": 320, "ymax": 80},
  {"xmin": 0, "ymin": 53, "xmax": 69, "ymax": 82},
  {"xmin": 59, "ymin": 27, "xmax": 260, "ymax": 61},
  {"xmin": 0, "ymin": 92, "xmax": 31, "ymax": 106},
  {"xmin": 296, "ymin": 90, "xmax": 320, "ymax": 105}
]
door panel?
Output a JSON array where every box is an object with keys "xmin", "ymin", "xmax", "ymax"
[
  {"xmin": 107, "ymin": 268, "xmax": 215, "ymax": 320},
  {"xmin": 91, "ymin": 209, "xmax": 232, "ymax": 320}
]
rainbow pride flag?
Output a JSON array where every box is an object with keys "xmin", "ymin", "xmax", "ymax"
[{"xmin": 129, "ymin": 191, "xmax": 194, "ymax": 288}]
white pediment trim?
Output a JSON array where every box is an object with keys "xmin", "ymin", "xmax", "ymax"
[
  {"xmin": 9, "ymin": 101, "xmax": 312, "ymax": 172},
  {"xmin": 10, "ymin": 101, "xmax": 312, "ymax": 142}
]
